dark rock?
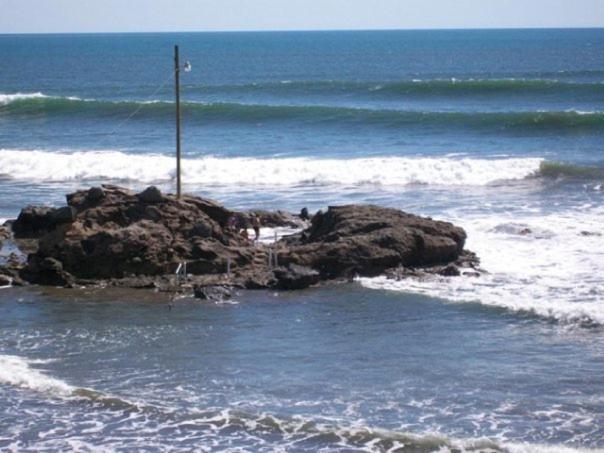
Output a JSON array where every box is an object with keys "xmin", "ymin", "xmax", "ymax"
[
  {"xmin": 242, "ymin": 271, "xmax": 278, "ymax": 289},
  {"xmin": 454, "ymin": 250, "xmax": 481, "ymax": 269},
  {"xmin": 300, "ymin": 207, "xmax": 310, "ymax": 221},
  {"xmin": 189, "ymin": 222, "xmax": 213, "ymax": 238},
  {"xmin": 274, "ymin": 264, "xmax": 320, "ymax": 290},
  {"xmin": 462, "ymin": 270, "xmax": 481, "ymax": 278},
  {"xmin": 281, "ymin": 205, "xmax": 466, "ymax": 279},
  {"xmin": 87, "ymin": 186, "xmax": 105, "ymax": 203},
  {"xmin": 12, "ymin": 206, "xmax": 56, "ymax": 238},
  {"xmin": 137, "ymin": 186, "xmax": 165, "ymax": 204},
  {"xmin": 144, "ymin": 206, "xmax": 162, "ymax": 222},
  {"xmin": 50, "ymin": 206, "xmax": 76, "ymax": 225},
  {"xmin": 580, "ymin": 231, "xmax": 602, "ymax": 237},
  {"xmin": 22, "ymin": 256, "xmax": 74, "ymax": 286},
  {"xmin": 438, "ymin": 264, "xmax": 461, "ymax": 277},
  {"xmin": 193, "ymin": 285, "xmax": 232, "ymax": 301}
]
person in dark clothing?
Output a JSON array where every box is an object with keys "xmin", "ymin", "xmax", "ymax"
[{"xmin": 250, "ymin": 214, "xmax": 261, "ymax": 243}]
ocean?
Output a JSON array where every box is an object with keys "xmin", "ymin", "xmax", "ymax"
[{"xmin": 0, "ymin": 29, "xmax": 603, "ymax": 451}]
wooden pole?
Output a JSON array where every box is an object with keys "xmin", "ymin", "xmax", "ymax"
[{"xmin": 174, "ymin": 45, "xmax": 182, "ymax": 198}]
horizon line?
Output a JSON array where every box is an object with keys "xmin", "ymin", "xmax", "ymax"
[{"xmin": 1, "ymin": 25, "xmax": 604, "ymax": 36}]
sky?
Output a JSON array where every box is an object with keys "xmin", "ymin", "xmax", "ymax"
[{"xmin": 1, "ymin": 0, "xmax": 603, "ymax": 34}]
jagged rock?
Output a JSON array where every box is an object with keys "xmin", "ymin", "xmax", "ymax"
[
  {"xmin": 87, "ymin": 186, "xmax": 105, "ymax": 203},
  {"xmin": 282, "ymin": 205, "xmax": 466, "ymax": 279},
  {"xmin": 50, "ymin": 206, "xmax": 76, "ymax": 225},
  {"xmin": 22, "ymin": 256, "xmax": 74, "ymax": 286},
  {"xmin": 11, "ymin": 206, "xmax": 75, "ymax": 239},
  {"xmin": 438, "ymin": 264, "xmax": 461, "ymax": 277},
  {"xmin": 12, "ymin": 206, "xmax": 57, "ymax": 238},
  {"xmin": 193, "ymin": 285, "xmax": 232, "ymax": 301},
  {"xmin": 274, "ymin": 264, "xmax": 320, "ymax": 290},
  {"xmin": 242, "ymin": 271, "xmax": 278, "ymax": 289},
  {"xmin": 20, "ymin": 186, "xmax": 242, "ymax": 281},
  {"xmin": 137, "ymin": 186, "xmax": 165, "ymax": 204}
]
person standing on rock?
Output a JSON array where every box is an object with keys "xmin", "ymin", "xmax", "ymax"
[
  {"xmin": 250, "ymin": 214, "xmax": 261, "ymax": 244},
  {"xmin": 235, "ymin": 214, "xmax": 249, "ymax": 242}
]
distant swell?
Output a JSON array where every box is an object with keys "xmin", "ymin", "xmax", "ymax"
[
  {"xmin": 0, "ymin": 149, "xmax": 544, "ymax": 186},
  {"xmin": 190, "ymin": 78, "xmax": 604, "ymax": 97},
  {"xmin": 2, "ymin": 93, "xmax": 604, "ymax": 132}
]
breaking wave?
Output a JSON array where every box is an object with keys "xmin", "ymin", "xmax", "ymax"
[
  {"xmin": 0, "ymin": 354, "xmax": 592, "ymax": 452},
  {"xmin": 0, "ymin": 149, "xmax": 544, "ymax": 186},
  {"xmin": 359, "ymin": 206, "xmax": 604, "ymax": 328}
]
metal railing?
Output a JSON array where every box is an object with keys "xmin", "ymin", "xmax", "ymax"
[{"xmin": 175, "ymin": 261, "xmax": 188, "ymax": 286}]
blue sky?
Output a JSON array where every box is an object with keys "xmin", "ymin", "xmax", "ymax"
[{"xmin": 1, "ymin": 0, "xmax": 603, "ymax": 33}]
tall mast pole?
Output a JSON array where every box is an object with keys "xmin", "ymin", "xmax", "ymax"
[{"xmin": 174, "ymin": 45, "xmax": 182, "ymax": 198}]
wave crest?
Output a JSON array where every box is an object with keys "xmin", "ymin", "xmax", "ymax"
[
  {"xmin": 0, "ymin": 149, "xmax": 543, "ymax": 186},
  {"xmin": 2, "ymin": 93, "xmax": 604, "ymax": 132}
]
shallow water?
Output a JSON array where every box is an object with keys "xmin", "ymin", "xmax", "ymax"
[{"xmin": 1, "ymin": 285, "xmax": 603, "ymax": 451}]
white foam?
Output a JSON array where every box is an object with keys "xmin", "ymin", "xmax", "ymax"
[
  {"xmin": 0, "ymin": 92, "xmax": 48, "ymax": 105},
  {"xmin": 503, "ymin": 444, "xmax": 595, "ymax": 453},
  {"xmin": 248, "ymin": 226, "xmax": 302, "ymax": 244},
  {"xmin": 0, "ymin": 149, "xmax": 543, "ymax": 187},
  {"xmin": 0, "ymin": 354, "xmax": 73, "ymax": 395},
  {"xmin": 359, "ymin": 206, "xmax": 604, "ymax": 326},
  {"xmin": 0, "ymin": 92, "xmax": 83, "ymax": 105}
]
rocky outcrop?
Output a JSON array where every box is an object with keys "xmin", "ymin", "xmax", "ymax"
[
  {"xmin": 11, "ymin": 206, "xmax": 76, "ymax": 238},
  {"xmin": 19, "ymin": 185, "xmax": 253, "ymax": 283},
  {"xmin": 4, "ymin": 186, "xmax": 478, "ymax": 291},
  {"xmin": 274, "ymin": 264, "xmax": 321, "ymax": 290},
  {"xmin": 281, "ymin": 205, "xmax": 467, "ymax": 279}
]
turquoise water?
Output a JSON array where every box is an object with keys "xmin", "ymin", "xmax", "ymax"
[{"xmin": 1, "ymin": 29, "xmax": 604, "ymax": 451}]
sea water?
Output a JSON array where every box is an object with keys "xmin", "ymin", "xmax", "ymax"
[{"xmin": 0, "ymin": 29, "xmax": 603, "ymax": 451}]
